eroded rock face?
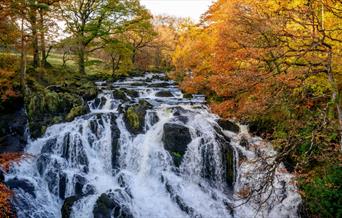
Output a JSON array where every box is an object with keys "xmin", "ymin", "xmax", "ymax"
[{"xmin": 162, "ymin": 123, "xmax": 192, "ymax": 167}]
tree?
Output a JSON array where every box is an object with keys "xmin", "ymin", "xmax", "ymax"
[
  {"xmin": 60, "ymin": 0, "xmax": 144, "ymax": 74},
  {"xmin": 123, "ymin": 6, "xmax": 156, "ymax": 65},
  {"xmin": 102, "ymin": 39, "xmax": 132, "ymax": 75}
]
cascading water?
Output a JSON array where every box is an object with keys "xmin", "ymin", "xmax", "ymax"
[{"xmin": 5, "ymin": 73, "xmax": 301, "ymax": 218}]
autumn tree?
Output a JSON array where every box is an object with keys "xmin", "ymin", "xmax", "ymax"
[{"xmin": 172, "ymin": 0, "xmax": 342, "ymax": 216}]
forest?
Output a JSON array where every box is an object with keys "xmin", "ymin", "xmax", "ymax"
[{"xmin": 0, "ymin": 0, "xmax": 341, "ymax": 218}]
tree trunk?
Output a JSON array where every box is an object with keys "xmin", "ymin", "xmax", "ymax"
[
  {"xmin": 79, "ymin": 44, "xmax": 86, "ymax": 74},
  {"xmin": 29, "ymin": 7, "xmax": 39, "ymax": 68},
  {"xmin": 39, "ymin": 9, "xmax": 47, "ymax": 67},
  {"xmin": 20, "ymin": 16, "xmax": 26, "ymax": 96},
  {"xmin": 111, "ymin": 55, "xmax": 121, "ymax": 75},
  {"xmin": 131, "ymin": 48, "xmax": 136, "ymax": 65}
]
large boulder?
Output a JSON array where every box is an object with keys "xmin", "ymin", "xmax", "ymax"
[
  {"xmin": 162, "ymin": 123, "xmax": 192, "ymax": 167},
  {"xmin": 218, "ymin": 119, "xmax": 240, "ymax": 133},
  {"xmin": 123, "ymin": 100, "xmax": 152, "ymax": 134}
]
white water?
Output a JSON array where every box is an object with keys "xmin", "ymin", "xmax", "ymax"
[{"xmin": 5, "ymin": 73, "xmax": 301, "ymax": 218}]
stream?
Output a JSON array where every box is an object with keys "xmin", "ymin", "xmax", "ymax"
[{"xmin": 5, "ymin": 73, "xmax": 301, "ymax": 218}]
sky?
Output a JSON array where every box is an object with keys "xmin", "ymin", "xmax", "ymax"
[{"xmin": 140, "ymin": 0, "xmax": 214, "ymax": 21}]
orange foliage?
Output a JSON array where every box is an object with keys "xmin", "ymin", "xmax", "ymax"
[
  {"xmin": 0, "ymin": 152, "xmax": 25, "ymax": 171},
  {"xmin": 0, "ymin": 183, "xmax": 14, "ymax": 218},
  {"xmin": 0, "ymin": 152, "xmax": 24, "ymax": 218},
  {"xmin": 0, "ymin": 69, "xmax": 18, "ymax": 101}
]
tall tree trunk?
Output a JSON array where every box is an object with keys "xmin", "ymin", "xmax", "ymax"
[
  {"xmin": 20, "ymin": 16, "xmax": 26, "ymax": 96},
  {"xmin": 79, "ymin": 44, "xmax": 86, "ymax": 74},
  {"xmin": 29, "ymin": 7, "xmax": 39, "ymax": 68},
  {"xmin": 39, "ymin": 9, "xmax": 47, "ymax": 67}
]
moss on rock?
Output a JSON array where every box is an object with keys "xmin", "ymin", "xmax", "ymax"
[
  {"xmin": 66, "ymin": 106, "xmax": 87, "ymax": 122},
  {"xmin": 124, "ymin": 100, "xmax": 152, "ymax": 134}
]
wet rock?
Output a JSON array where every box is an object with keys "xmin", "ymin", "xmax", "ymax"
[
  {"xmin": 151, "ymin": 75, "xmax": 167, "ymax": 81},
  {"xmin": 61, "ymin": 195, "xmax": 81, "ymax": 218},
  {"xmin": 83, "ymin": 184, "xmax": 96, "ymax": 196},
  {"xmin": 93, "ymin": 96, "xmax": 107, "ymax": 109},
  {"xmin": 165, "ymin": 181, "xmax": 198, "ymax": 217},
  {"xmin": 41, "ymin": 138, "xmax": 57, "ymax": 154},
  {"xmin": 0, "ymin": 108, "xmax": 28, "ymax": 153},
  {"xmin": 45, "ymin": 170, "xmax": 59, "ymax": 195},
  {"xmin": 6, "ymin": 178, "xmax": 35, "ymax": 197},
  {"xmin": 148, "ymin": 82, "xmax": 170, "ymax": 88},
  {"xmin": 0, "ymin": 168, "xmax": 4, "ymax": 182},
  {"xmin": 93, "ymin": 190, "xmax": 133, "ymax": 218},
  {"xmin": 174, "ymin": 116, "xmax": 188, "ymax": 124},
  {"xmin": 218, "ymin": 119, "xmax": 240, "ymax": 133},
  {"xmin": 247, "ymin": 119, "xmax": 274, "ymax": 137},
  {"xmin": 123, "ymin": 100, "xmax": 152, "ymax": 134},
  {"xmin": 148, "ymin": 111, "xmax": 159, "ymax": 126},
  {"xmin": 217, "ymin": 136, "xmax": 235, "ymax": 187},
  {"xmin": 213, "ymin": 125, "xmax": 231, "ymax": 143},
  {"xmin": 131, "ymin": 82, "xmax": 146, "ymax": 86},
  {"xmin": 155, "ymin": 90, "xmax": 174, "ymax": 97},
  {"xmin": 200, "ymin": 142, "xmax": 217, "ymax": 183},
  {"xmin": 223, "ymin": 143, "xmax": 235, "ymax": 187},
  {"xmin": 59, "ymin": 172, "xmax": 67, "ymax": 199},
  {"xmin": 61, "ymin": 134, "xmax": 89, "ymax": 173},
  {"xmin": 79, "ymin": 81, "xmax": 98, "ymax": 101},
  {"xmin": 183, "ymin": 93, "xmax": 193, "ymax": 99},
  {"xmin": 112, "ymin": 89, "xmax": 129, "ymax": 101},
  {"xmin": 36, "ymin": 154, "xmax": 51, "ymax": 175},
  {"xmin": 122, "ymin": 88, "xmax": 139, "ymax": 98},
  {"xmin": 239, "ymin": 136, "xmax": 249, "ymax": 149},
  {"xmin": 74, "ymin": 175, "xmax": 87, "ymax": 196},
  {"xmin": 172, "ymin": 107, "xmax": 188, "ymax": 116},
  {"xmin": 110, "ymin": 113, "xmax": 121, "ymax": 170},
  {"xmin": 65, "ymin": 105, "xmax": 88, "ymax": 122},
  {"xmin": 162, "ymin": 123, "xmax": 191, "ymax": 167},
  {"xmin": 93, "ymin": 193, "xmax": 116, "ymax": 218}
]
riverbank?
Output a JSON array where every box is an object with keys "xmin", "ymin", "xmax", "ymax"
[{"xmin": 2, "ymin": 72, "xmax": 301, "ymax": 217}]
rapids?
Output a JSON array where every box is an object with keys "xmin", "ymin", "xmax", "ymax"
[{"xmin": 5, "ymin": 73, "xmax": 301, "ymax": 218}]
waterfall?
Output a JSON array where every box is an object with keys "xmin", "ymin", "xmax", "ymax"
[{"xmin": 5, "ymin": 73, "xmax": 301, "ymax": 218}]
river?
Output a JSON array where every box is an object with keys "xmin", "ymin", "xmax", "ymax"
[{"xmin": 5, "ymin": 73, "xmax": 301, "ymax": 218}]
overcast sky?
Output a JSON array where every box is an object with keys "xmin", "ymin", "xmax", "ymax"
[{"xmin": 140, "ymin": 0, "xmax": 214, "ymax": 21}]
